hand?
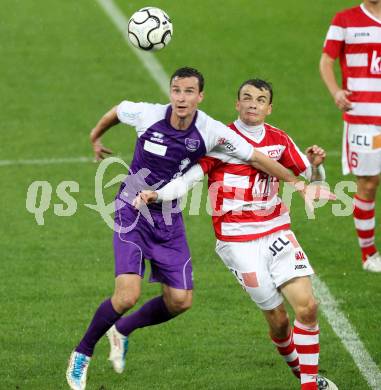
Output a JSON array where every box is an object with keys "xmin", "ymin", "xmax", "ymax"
[
  {"xmin": 305, "ymin": 145, "xmax": 326, "ymax": 166},
  {"xmin": 132, "ymin": 190, "xmax": 158, "ymax": 209},
  {"xmin": 334, "ymin": 89, "xmax": 352, "ymax": 112},
  {"xmin": 295, "ymin": 181, "xmax": 336, "ymax": 212},
  {"xmin": 92, "ymin": 139, "xmax": 113, "ymax": 161}
]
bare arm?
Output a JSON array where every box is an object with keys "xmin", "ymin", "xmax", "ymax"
[
  {"xmin": 248, "ymin": 149, "xmax": 335, "ymax": 210},
  {"xmin": 89, "ymin": 106, "xmax": 120, "ymax": 160},
  {"xmin": 319, "ymin": 53, "xmax": 352, "ymax": 112},
  {"xmin": 248, "ymin": 150, "xmax": 301, "ymax": 186}
]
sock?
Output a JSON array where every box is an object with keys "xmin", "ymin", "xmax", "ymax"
[
  {"xmin": 271, "ymin": 330, "xmax": 300, "ymax": 378},
  {"xmin": 76, "ymin": 299, "xmax": 121, "ymax": 357},
  {"xmin": 294, "ymin": 320, "xmax": 319, "ymax": 390},
  {"xmin": 353, "ymin": 195, "xmax": 377, "ymax": 262},
  {"xmin": 115, "ymin": 295, "xmax": 172, "ymax": 336}
]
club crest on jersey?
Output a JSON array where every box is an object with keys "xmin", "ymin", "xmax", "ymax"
[{"xmin": 185, "ymin": 138, "xmax": 200, "ymax": 152}]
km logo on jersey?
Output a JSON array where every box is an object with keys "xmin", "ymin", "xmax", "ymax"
[{"xmin": 371, "ymin": 50, "xmax": 381, "ymax": 75}]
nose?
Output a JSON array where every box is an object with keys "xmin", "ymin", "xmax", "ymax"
[{"xmin": 177, "ymin": 92, "xmax": 186, "ymax": 102}]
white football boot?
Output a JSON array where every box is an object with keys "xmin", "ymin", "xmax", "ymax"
[
  {"xmin": 363, "ymin": 252, "xmax": 381, "ymax": 272},
  {"xmin": 106, "ymin": 325, "xmax": 129, "ymax": 374},
  {"xmin": 317, "ymin": 375, "xmax": 338, "ymax": 390},
  {"xmin": 66, "ymin": 351, "xmax": 91, "ymax": 390}
]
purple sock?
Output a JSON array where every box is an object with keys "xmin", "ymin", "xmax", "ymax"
[
  {"xmin": 76, "ymin": 299, "xmax": 121, "ymax": 357},
  {"xmin": 115, "ymin": 295, "xmax": 172, "ymax": 336}
]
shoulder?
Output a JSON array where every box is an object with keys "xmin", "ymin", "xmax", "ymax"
[
  {"xmin": 332, "ymin": 6, "xmax": 362, "ymax": 26},
  {"xmin": 195, "ymin": 108, "xmax": 230, "ymax": 141},
  {"xmin": 118, "ymin": 101, "xmax": 167, "ymax": 115},
  {"xmin": 195, "ymin": 109, "xmax": 221, "ymax": 131},
  {"xmin": 264, "ymin": 123, "xmax": 290, "ymax": 142}
]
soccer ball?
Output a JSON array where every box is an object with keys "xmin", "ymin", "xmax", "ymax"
[{"xmin": 128, "ymin": 7, "xmax": 173, "ymax": 51}]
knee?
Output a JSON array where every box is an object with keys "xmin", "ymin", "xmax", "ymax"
[
  {"xmin": 165, "ymin": 293, "xmax": 192, "ymax": 315},
  {"xmin": 358, "ymin": 177, "xmax": 380, "ymax": 198},
  {"xmin": 112, "ymin": 291, "xmax": 140, "ymax": 313},
  {"xmin": 296, "ymin": 298, "xmax": 319, "ymax": 325}
]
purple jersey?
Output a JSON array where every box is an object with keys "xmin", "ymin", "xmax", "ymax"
[
  {"xmin": 116, "ymin": 101, "xmax": 254, "ymax": 209},
  {"xmin": 113, "ymin": 101, "xmax": 254, "ymax": 288}
]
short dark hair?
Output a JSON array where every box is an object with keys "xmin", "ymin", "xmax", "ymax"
[
  {"xmin": 170, "ymin": 67, "xmax": 205, "ymax": 92},
  {"xmin": 237, "ymin": 79, "xmax": 273, "ymax": 103}
]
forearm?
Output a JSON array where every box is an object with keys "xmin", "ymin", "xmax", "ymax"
[
  {"xmin": 250, "ymin": 150, "xmax": 300, "ymax": 185},
  {"xmin": 90, "ymin": 106, "xmax": 119, "ymax": 142},
  {"xmin": 307, "ymin": 165, "xmax": 326, "ymax": 182},
  {"xmin": 319, "ymin": 53, "xmax": 340, "ymax": 98}
]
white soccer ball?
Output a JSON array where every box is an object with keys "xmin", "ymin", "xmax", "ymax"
[{"xmin": 128, "ymin": 7, "xmax": 173, "ymax": 51}]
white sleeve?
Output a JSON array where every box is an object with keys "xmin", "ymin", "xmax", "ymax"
[
  {"xmin": 202, "ymin": 116, "xmax": 254, "ymax": 161},
  {"xmin": 156, "ymin": 164, "xmax": 204, "ymax": 202},
  {"xmin": 116, "ymin": 101, "xmax": 167, "ymax": 137},
  {"xmin": 117, "ymin": 101, "xmax": 145, "ymax": 127}
]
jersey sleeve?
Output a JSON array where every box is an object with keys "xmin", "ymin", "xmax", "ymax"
[
  {"xmin": 117, "ymin": 101, "xmax": 145, "ymax": 126},
  {"xmin": 156, "ymin": 164, "xmax": 204, "ymax": 202},
  {"xmin": 279, "ymin": 134, "xmax": 310, "ymax": 176},
  {"xmin": 116, "ymin": 101, "xmax": 159, "ymax": 136},
  {"xmin": 323, "ymin": 12, "xmax": 346, "ymax": 59},
  {"xmin": 207, "ymin": 119, "xmax": 254, "ymax": 161}
]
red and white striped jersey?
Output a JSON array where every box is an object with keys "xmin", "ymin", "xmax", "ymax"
[
  {"xmin": 198, "ymin": 121, "xmax": 309, "ymax": 242},
  {"xmin": 323, "ymin": 4, "xmax": 381, "ymax": 125}
]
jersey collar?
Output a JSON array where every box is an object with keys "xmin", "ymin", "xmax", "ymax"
[
  {"xmin": 234, "ymin": 118, "xmax": 266, "ymax": 144},
  {"xmin": 361, "ymin": 3, "xmax": 381, "ymax": 25}
]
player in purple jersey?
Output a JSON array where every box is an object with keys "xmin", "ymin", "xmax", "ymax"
[{"xmin": 66, "ymin": 67, "xmax": 324, "ymax": 390}]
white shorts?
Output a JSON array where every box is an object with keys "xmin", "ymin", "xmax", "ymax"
[
  {"xmin": 342, "ymin": 122, "xmax": 381, "ymax": 176},
  {"xmin": 215, "ymin": 230, "xmax": 314, "ymax": 311}
]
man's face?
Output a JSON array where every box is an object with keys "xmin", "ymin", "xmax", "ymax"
[
  {"xmin": 365, "ymin": 0, "xmax": 380, "ymax": 4},
  {"xmin": 236, "ymin": 84, "xmax": 272, "ymax": 126},
  {"xmin": 170, "ymin": 76, "xmax": 204, "ymax": 119}
]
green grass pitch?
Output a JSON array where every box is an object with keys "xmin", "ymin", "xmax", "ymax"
[{"xmin": 1, "ymin": 0, "xmax": 380, "ymax": 389}]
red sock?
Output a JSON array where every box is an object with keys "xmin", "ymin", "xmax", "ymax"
[
  {"xmin": 353, "ymin": 195, "xmax": 377, "ymax": 262},
  {"xmin": 271, "ymin": 330, "xmax": 300, "ymax": 378},
  {"xmin": 293, "ymin": 320, "xmax": 319, "ymax": 390}
]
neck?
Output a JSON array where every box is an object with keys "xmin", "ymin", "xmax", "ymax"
[
  {"xmin": 236, "ymin": 118, "xmax": 264, "ymax": 132},
  {"xmin": 364, "ymin": 1, "xmax": 381, "ymax": 18},
  {"xmin": 170, "ymin": 112, "xmax": 194, "ymax": 131}
]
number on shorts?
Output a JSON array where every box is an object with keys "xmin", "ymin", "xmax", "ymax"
[{"xmin": 350, "ymin": 152, "xmax": 358, "ymax": 168}]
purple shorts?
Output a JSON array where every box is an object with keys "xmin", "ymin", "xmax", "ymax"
[{"xmin": 113, "ymin": 202, "xmax": 193, "ymax": 290}]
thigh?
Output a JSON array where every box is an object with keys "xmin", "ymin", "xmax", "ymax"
[
  {"xmin": 343, "ymin": 122, "xmax": 381, "ymax": 176},
  {"xmin": 113, "ymin": 204, "xmax": 148, "ymax": 278},
  {"xmin": 215, "ymin": 238, "xmax": 283, "ymax": 311}
]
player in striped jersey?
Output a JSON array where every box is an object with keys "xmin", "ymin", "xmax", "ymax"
[
  {"xmin": 320, "ymin": 0, "xmax": 381, "ymax": 272},
  {"xmin": 135, "ymin": 79, "xmax": 337, "ymax": 390}
]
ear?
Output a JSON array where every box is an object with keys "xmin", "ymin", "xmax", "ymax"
[
  {"xmin": 267, "ymin": 103, "xmax": 273, "ymax": 116},
  {"xmin": 198, "ymin": 91, "xmax": 204, "ymax": 103},
  {"xmin": 235, "ymin": 100, "xmax": 240, "ymax": 112}
]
